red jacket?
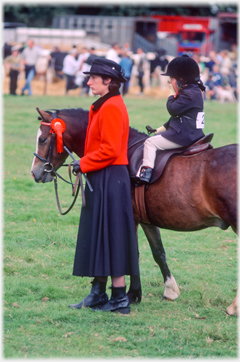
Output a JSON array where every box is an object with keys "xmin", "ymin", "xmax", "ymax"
[{"xmin": 80, "ymin": 94, "xmax": 129, "ymax": 173}]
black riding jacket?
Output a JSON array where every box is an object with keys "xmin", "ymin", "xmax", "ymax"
[{"xmin": 162, "ymin": 83, "xmax": 205, "ymax": 147}]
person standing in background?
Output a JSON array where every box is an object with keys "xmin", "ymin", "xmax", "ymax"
[
  {"xmin": 136, "ymin": 48, "xmax": 147, "ymax": 95},
  {"xmin": 4, "ymin": 45, "xmax": 23, "ymax": 95},
  {"xmin": 106, "ymin": 42, "xmax": 121, "ymax": 63},
  {"xmin": 62, "ymin": 48, "xmax": 79, "ymax": 94},
  {"xmin": 119, "ymin": 51, "xmax": 133, "ymax": 95},
  {"xmin": 50, "ymin": 46, "xmax": 68, "ymax": 80},
  {"xmin": 20, "ymin": 39, "xmax": 42, "ymax": 96}
]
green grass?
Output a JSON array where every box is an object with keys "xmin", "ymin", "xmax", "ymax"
[{"xmin": 3, "ymin": 94, "xmax": 238, "ymax": 358}]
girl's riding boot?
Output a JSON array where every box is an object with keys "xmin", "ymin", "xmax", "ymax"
[
  {"xmin": 139, "ymin": 166, "xmax": 153, "ymax": 184},
  {"xmin": 69, "ymin": 278, "xmax": 108, "ymax": 309},
  {"xmin": 92, "ymin": 286, "xmax": 130, "ymax": 314}
]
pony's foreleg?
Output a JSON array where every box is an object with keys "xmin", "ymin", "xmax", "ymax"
[
  {"xmin": 140, "ymin": 222, "xmax": 180, "ymax": 300},
  {"xmin": 127, "ymin": 222, "xmax": 142, "ymax": 304},
  {"xmin": 128, "ymin": 275, "xmax": 142, "ymax": 304}
]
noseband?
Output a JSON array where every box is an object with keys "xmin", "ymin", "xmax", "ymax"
[
  {"xmin": 34, "ymin": 111, "xmax": 87, "ymax": 214},
  {"xmin": 34, "ymin": 132, "xmax": 56, "ymax": 174}
]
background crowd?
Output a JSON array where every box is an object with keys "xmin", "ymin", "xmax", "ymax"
[{"xmin": 3, "ymin": 40, "xmax": 238, "ymax": 103}]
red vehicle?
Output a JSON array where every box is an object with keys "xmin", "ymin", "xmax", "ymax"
[{"xmin": 151, "ymin": 14, "xmax": 236, "ymax": 56}]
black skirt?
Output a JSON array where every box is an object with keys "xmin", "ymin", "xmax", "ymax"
[{"xmin": 73, "ymin": 165, "xmax": 140, "ymax": 277}]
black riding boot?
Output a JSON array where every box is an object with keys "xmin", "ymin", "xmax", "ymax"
[
  {"xmin": 138, "ymin": 166, "xmax": 153, "ymax": 184},
  {"xmin": 92, "ymin": 286, "xmax": 130, "ymax": 314},
  {"xmin": 69, "ymin": 278, "xmax": 108, "ymax": 309}
]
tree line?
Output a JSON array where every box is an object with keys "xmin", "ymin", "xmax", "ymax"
[{"xmin": 4, "ymin": 4, "xmax": 237, "ymax": 29}]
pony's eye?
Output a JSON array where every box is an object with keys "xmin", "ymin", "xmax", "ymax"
[{"xmin": 39, "ymin": 137, "xmax": 47, "ymax": 145}]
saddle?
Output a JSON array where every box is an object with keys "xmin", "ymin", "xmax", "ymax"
[
  {"xmin": 128, "ymin": 133, "xmax": 214, "ymax": 185},
  {"xmin": 130, "ymin": 133, "xmax": 214, "ymax": 224}
]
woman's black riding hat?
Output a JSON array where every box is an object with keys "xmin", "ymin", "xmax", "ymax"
[{"xmin": 83, "ymin": 58, "xmax": 127, "ymax": 83}]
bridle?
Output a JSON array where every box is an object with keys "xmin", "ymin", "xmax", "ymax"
[
  {"xmin": 34, "ymin": 129, "xmax": 56, "ymax": 174},
  {"xmin": 34, "ymin": 111, "xmax": 86, "ymax": 215}
]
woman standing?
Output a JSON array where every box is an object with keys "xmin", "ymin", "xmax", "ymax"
[{"xmin": 70, "ymin": 58, "xmax": 139, "ymax": 314}]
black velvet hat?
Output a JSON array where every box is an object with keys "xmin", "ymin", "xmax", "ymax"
[
  {"xmin": 83, "ymin": 58, "xmax": 127, "ymax": 82},
  {"xmin": 161, "ymin": 54, "xmax": 200, "ymax": 82}
]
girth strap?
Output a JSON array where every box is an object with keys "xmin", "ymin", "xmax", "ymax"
[{"xmin": 135, "ymin": 185, "xmax": 150, "ymax": 224}]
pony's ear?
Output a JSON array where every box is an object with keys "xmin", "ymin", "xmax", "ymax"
[{"xmin": 36, "ymin": 108, "xmax": 52, "ymax": 123}]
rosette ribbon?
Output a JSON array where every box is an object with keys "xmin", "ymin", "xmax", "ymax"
[{"xmin": 50, "ymin": 118, "xmax": 66, "ymax": 153}]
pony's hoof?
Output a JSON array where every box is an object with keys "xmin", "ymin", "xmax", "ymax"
[
  {"xmin": 226, "ymin": 291, "xmax": 238, "ymax": 316},
  {"xmin": 127, "ymin": 290, "xmax": 142, "ymax": 304},
  {"xmin": 163, "ymin": 275, "xmax": 180, "ymax": 300}
]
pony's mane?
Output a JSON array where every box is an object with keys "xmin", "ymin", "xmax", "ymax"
[
  {"xmin": 129, "ymin": 126, "xmax": 148, "ymax": 144},
  {"xmin": 129, "ymin": 127, "xmax": 147, "ymax": 137},
  {"xmin": 53, "ymin": 108, "xmax": 89, "ymax": 119}
]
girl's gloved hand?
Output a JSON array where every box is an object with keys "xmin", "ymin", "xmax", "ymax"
[
  {"xmin": 168, "ymin": 83, "xmax": 176, "ymax": 96},
  {"xmin": 146, "ymin": 125, "xmax": 157, "ymax": 134}
]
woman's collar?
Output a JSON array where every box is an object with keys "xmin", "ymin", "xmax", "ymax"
[{"xmin": 92, "ymin": 89, "xmax": 120, "ymax": 111}]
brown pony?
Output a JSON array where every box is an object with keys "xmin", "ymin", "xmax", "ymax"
[{"xmin": 31, "ymin": 108, "xmax": 238, "ymax": 315}]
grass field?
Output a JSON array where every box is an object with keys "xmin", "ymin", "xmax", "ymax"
[{"xmin": 2, "ymin": 93, "xmax": 238, "ymax": 359}]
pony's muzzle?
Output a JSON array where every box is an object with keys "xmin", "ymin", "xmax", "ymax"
[{"xmin": 31, "ymin": 163, "xmax": 53, "ymax": 183}]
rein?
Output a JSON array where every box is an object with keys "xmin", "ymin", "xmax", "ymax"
[
  {"xmin": 34, "ymin": 111, "xmax": 87, "ymax": 215},
  {"xmin": 54, "ymin": 164, "xmax": 83, "ymax": 215}
]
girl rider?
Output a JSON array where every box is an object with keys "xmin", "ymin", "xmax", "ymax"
[{"xmin": 136, "ymin": 54, "xmax": 206, "ymax": 185}]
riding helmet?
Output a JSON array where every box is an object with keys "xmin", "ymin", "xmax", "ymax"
[
  {"xmin": 83, "ymin": 58, "xmax": 127, "ymax": 82},
  {"xmin": 162, "ymin": 54, "xmax": 200, "ymax": 82}
]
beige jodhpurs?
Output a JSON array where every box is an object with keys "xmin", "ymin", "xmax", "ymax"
[{"xmin": 139, "ymin": 134, "xmax": 183, "ymax": 171}]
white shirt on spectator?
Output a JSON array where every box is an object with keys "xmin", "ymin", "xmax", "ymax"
[
  {"xmin": 62, "ymin": 54, "xmax": 79, "ymax": 76},
  {"xmin": 21, "ymin": 46, "xmax": 42, "ymax": 66},
  {"xmin": 106, "ymin": 48, "xmax": 120, "ymax": 63}
]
